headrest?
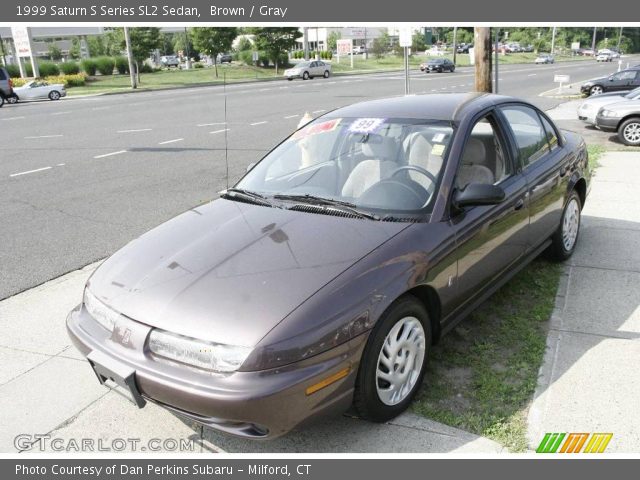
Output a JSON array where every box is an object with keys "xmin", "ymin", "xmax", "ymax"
[
  {"xmin": 405, "ymin": 133, "xmax": 433, "ymax": 166},
  {"xmin": 462, "ymin": 137, "xmax": 486, "ymax": 166},
  {"xmin": 361, "ymin": 134, "xmax": 396, "ymax": 161}
]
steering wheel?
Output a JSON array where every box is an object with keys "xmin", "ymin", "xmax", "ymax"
[{"xmin": 390, "ymin": 165, "xmax": 438, "ymax": 186}]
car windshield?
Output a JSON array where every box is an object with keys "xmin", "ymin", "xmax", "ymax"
[
  {"xmin": 625, "ymin": 87, "xmax": 640, "ymax": 99},
  {"xmin": 236, "ymin": 117, "xmax": 454, "ymax": 215}
]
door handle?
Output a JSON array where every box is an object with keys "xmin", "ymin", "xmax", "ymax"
[{"xmin": 514, "ymin": 198, "xmax": 525, "ymax": 211}]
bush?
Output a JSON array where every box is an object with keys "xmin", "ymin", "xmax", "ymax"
[
  {"xmin": 38, "ymin": 62, "xmax": 60, "ymax": 77},
  {"xmin": 59, "ymin": 61, "xmax": 80, "ymax": 75},
  {"xmin": 239, "ymin": 50, "xmax": 254, "ymax": 65},
  {"xmin": 81, "ymin": 58, "xmax": 97, "ymax": 76},
  {"xmin": 194, "ymin": 62, "xmax": 204, "ymax": 69},
  {"xmin": 114, "ymin": 56, "xmax": 128, "ymax": 74},
  {"xmin": 12, "ymin": 77, "xmax": 29, "ymax": 87},
  {"xmin": 44, "ymin": 73, "xmax": 87, "ymax": 87},
  {"xmin": 95, "ymin": 56, "xmax": 115, "ymax": 75},
  {"xmin": 5, "ymin": 64, "xmax": 20, "ymax": 78},
  {"xmin": 139, "ymin": 63, "xmax": 154, "ymax": 73}
]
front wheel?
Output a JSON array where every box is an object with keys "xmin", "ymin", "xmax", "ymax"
[
  {"xmin": 589, "ymin": 85, "xmax": 603, "ymax": 96},
  {"xmin": 618, "ymin": 117, "xmax": 640, "ymax": 146},
  {"xmin": 302, "ymin": 71, "xmax": 309, "ymax": 80},
  {"xmin": 0, "ymin": 96, "xmax": 4, "ymax": 108},
  {"xmin": 548, "ymin": 191, "xmax": 582, "ymax": 261},
  {"xmin": 354, "ymin": 295, "xmax": 431, "ymax": 422},
  {"xmin": 7, "ymin": 95, "xmax": 18, "ymax": 104},
  {"xmin": 450, "ymin": 66, "xmax": 455, "ymax": 72},
  {"xmin": 49, "ymin": 90, "xmax": 61, "ymax": 101},
  {"xmin": 323, "ymin": 70, "xmax": 330, "ymax": 78}
]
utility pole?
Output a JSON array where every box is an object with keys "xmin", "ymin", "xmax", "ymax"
[
  {"xmin": 617, "ymin": 27, "xmax": 623, "ymax": 51},
  {"xmin": 124, "ymin": 26, "xmax": 137, "ymax": 89},
  {"xmin": 550, "ymin": 26, "xmax": 557, "ymax": 55},
  {"xmin": 452, "ymin": 27, "xmax": 458, "ymax": 65},
  {"xmin": 494, "ymin": 28, "xmax": 499, "ymax": 94},
  {"xmin": 303, "ymin": 27, "xmax": 309, "ymax": 60},
  {"xmin": 364, "ymin": 27, "xmax": 368, "ymax": 60},
  {"xmin": 0, "ymin": 33, "xmax": 6, "ymax": 66},
  {"xmin": 474, "ymin": 27, "xmax": 492, "ymax": 93},
  {"xmin": 184, "ymin": 27, "xmax": 192, "ymax": 69},
  {"xmin": 591, "ymin": 27, "xmax": 597, "ymax": 56}
]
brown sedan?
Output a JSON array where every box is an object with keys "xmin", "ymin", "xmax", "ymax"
[{"xmin": 67, "ymin": 93, "xmax": 589, "ymax": 439}]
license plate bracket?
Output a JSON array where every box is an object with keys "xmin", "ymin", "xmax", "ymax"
[{"xmin": 87, "ymin": 350, "xmax": 146, "ymax": 408}]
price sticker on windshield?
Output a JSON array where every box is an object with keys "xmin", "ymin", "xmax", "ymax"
[
  {"xmin": 348, "ymin": 118, "xmax": 386, "ymax": 134},
  {"xmin": 292, "ymin": 118, "xmax": 341, "ymax": 140}
]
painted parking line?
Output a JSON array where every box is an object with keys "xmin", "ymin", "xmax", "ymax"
[
  {"xmin": 2, "ymin": 116, "xmax": 25, "ymax": 121},
  {"xmin": 51, "ymin": 111, "xmax": 72, "ymax": 116},
  {"xmin": 117, "ymin": 128, "xmax": 152, "ymax": 133},
  {"xmin": 210, "ymin": 128, "xmax": 230, "ymax": 134},
  {"xmin": 312, "ymin": 109, "xmax": 326, "ymax": 114},
  {"xmin": 158, "ymin": 138, "xmax": 184, "ymax": 145},
  {"xmin": 9, "ymin": 166, "xmax": 52, "ymax": 178},
  {"xmin": 250, "ymin": 121, "xmax": 268, "ymax": 126},
  {"xmin": 93, "ymin": 150, "xmax": 127, "ymax": 159},
  {"xmin": 24, "ymin": 134, "xmax": 64, "ymax": 139},
  {"xmin": 197, "ymin": 122, "xmax": 226, "ymax": 127},
  {"xmin": 284, "ymin": 114, "xmax": 300, "ymax": 119}
]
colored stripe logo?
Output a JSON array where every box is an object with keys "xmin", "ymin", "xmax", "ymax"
[{"xmin": 536, "ymin": 433, "xmax": 613, "ymax": 453}]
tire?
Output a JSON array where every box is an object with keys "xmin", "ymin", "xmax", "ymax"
[
  {"xmin": 287, "ymin": 78, "xmax": 293, "ymax": 81},
  {"xmin": 548, "ymin": 190, "xmax": 582, "ymax": 261},
  {"xmin": 589, "ymin": 85, "xmax": 604, "ymax": 96},
  {"xmin": 354, "ymin": 295, "xmax": 431, "ymax": 422},
  {"xmin": 7, "ymin": 96, "xmax": 18, "ymax": 104},
  {"xmin": 302, "ymin": 71, "xmax": 309, "ymax": 80},
  {"xmin": 450, "ymin": 66, "xmax": 455, "ymax": 72},
  {"xmin": 49, "ymin": 90, "xmax": 61, "ymax": 101},
  {"xmin": 0, "ymin": 96, "xmax": 4, "ymax": 108},
  {"xmin": 438, "ymin": 67, "xmax": 443, "ymax": 73},
  {"xmin": 323, "ymin": 70, "xmax": 330, "ymax": 78},
  {"xmin": 618, "ymin": 117, "xmax": 640, "ymax": 146}
]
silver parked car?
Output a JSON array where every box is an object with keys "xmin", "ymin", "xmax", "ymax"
[
  {"xmin": 578, "ymin": 87, "xmax": 640, "ymax": 125},
  {"xmin": 10, "ymin": 80, "xmax": 66, "ymax": 103},
  {"xmin": 534, "ymin": 54, "xmax": 555, "ymax": 64},
  {"xmin": 595, "ymin": 99, "xmax": 640, "ymax": 146},
  {"xmin": 284, "ymin": 60, "xmax": 332, "ymax": 80}
]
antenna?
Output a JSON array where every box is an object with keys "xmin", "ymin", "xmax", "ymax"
[{"xmin": 223, "ymin": 71, "xmax": 229, "ymax": 190}]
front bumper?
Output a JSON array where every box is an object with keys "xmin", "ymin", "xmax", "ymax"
[
  {"xmin": 67, "ymin": 305, "xmax": 367, "ymax": 439},
  {"xmin": 595, "ymin": 115, "xmax": 620, "ymax": 131},
  {"xmin": 581, "ymin": 85, "xmax": 593, "ymax": 95}
]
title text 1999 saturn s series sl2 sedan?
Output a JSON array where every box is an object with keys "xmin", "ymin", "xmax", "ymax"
[{"xmin": 67, "ymin": 93, "xmax": 589, "ymax": 439}]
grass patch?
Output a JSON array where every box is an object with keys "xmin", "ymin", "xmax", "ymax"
[
  {"xmin": 587, "ymin": 144, "xmax": 605, "ymax": 172},
  {"xmin": 412, "ymin": 258, "xmax": 563, "ymax": 452}
]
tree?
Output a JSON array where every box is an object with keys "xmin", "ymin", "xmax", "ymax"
[
  {"xmin": 251, "ymin": 27, "xmax": 302, "ymax": 74},
  {"xmin": 236, "ymin": 36, "xmax": 253, "ymax": 52},
  {"xmin": 47, "ymin": 43, "xmax": 62, "ymax": 61},
  {"xmin": 190, "ymin": 27, "xmax": 238, "ymax": 77},
  {"xmin": 109, "ymin": 27, "xmax": 161, "ymax": 83},
  {"xmin": 370, "ymin": 37, "xmax": 388, "ymax": 59},
  {"xmin": 69, "ymin": 37, "xmax": 81, "ymax": 59},
  {"xmin": 327, "ymin": 31, "xmax": 341, "ymax": 52},
  {"xmin": 411, "ymin": 32, "xmax": 426, "ymax": 53},
  {"xmin": 173, "ymin": 32, "xmax": 200, "ymax": 61}
]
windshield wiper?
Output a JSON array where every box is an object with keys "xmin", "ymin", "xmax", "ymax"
[
  {"xmin": 273, "ymin": 194, "xmax": 380, "ymax": 220},
  {"xmin": 220, "ymin": 188, "xmax": 274, "ymax": 207}
]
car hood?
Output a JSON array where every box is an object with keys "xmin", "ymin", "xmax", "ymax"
[
  {"xmin": 598, "ymin": 99, "xmax": 640, "ymax": 114},
  {"xmin": 87, "ymin": 199, "xmax": 409, "ymax": 347},
  {"xmin": 582, "ymin": 94, "xmax": 626, "ymax": 107}
]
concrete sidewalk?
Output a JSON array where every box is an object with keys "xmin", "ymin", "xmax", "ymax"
[
  {"xmin": 527, "ymin": 151, "xmax": 640, "ymax": 452},
  {"xmin": 0, "ymin": 263, "xmax": 502, "ymax": 454}
]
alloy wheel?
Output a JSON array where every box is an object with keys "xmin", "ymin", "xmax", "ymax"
[
  {"xmin": 562, "ymin": 198, "xmax": 580, "ymax": 252},
  {"xmin": 376, "ymin": 316, "xmax": 426, "ymax": 406},
  {"xmin": 623, "ymin": 122, "xmax": 640, "ymax": 144},
  {"xmin": 590, "ymin": 85, "xmax": 603, "ymax": 96}
]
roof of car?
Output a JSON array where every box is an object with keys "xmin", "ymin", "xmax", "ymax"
[{"xmin": 326, "ymin": 93, "xmax": 520, "ymax": 122}]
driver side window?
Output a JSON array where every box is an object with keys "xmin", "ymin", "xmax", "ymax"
[{"xmin": 456, "ymin": 115, "xmax": 511, "ymax": 190}]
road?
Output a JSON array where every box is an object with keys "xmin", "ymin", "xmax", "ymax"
[{"xmin": 1, "ymin": 58, "xmax": 637, "ymax": 299}]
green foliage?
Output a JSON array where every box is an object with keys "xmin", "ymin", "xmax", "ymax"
[
  {"xmin": 238, "ymin": 50, "xmax": 254, "ymax": 65},
  {"xmin": 327, "ymin": 31, "xmax": 341, "ymax": 51},
  {"xmin": 251, "ymin": 27, "xmax": 302, "ymax": 72},
  {"xmin": 47, "ymin": 43, "xmax": 62, "ymax": 61},
  {"xmin": 370, "ymin": 37, "xmax": 388, "ymax": 59},
  {"xmin": 172, "ymin": 31, "xmax": 199, "ymax": 60},
  {"xmin": 114, "ymin": 56, "xmax": 129, "ymax": 74},
  {"xmin": 412, "ymin": 33, "xmax": 426, "ymax": 52},
  {"xmin": 59, "ymin": 61, "xmax": 80, "ymax": 75},
  {"xmin": 127, "ymin": 28, "xmax": 162, "ymax": 64},
  {"xmin": 95, "ymin": 56, "xmax": 115, "ymax": 75},
  {"xmin": 38, "ymin": 62, "xmax": 60, "ymax": 77},
  {"xmin": 44, "ymin": 73, "xmax": 87, "ymax": 87},
  {"xmin": 86, "ymin": 36, "xmax": 106, "ymax": 57},
  {"xmin": 80, "ymin": 59, "xmax": 97, "ymax": 76},
  {"xmin": 69, "ymin": 37, "xmax": 81, "ymax": 59},
  {"xmin": 236, "ymin": 36, "xmax": 253, "ymax": 52},
  {"xmin": 5, "ymin": 64, "xmax": 20, "ymax": 78},
  {"xmin": 139, "ymin": 63, "xmax": 154, "ymax": 73},
  {"xmin": 190, "ymin": 27, "xmax": 238, "ymax": 77}
]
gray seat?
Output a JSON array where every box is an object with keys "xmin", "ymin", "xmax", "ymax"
[
  {"xmin": 456, "ymin": 138, "xmax": 495, "ymax": 189},
  {"xmin": 341, "ymin": 135, "xmax": 398, "ymax": 198},
  {"xmin": 403, "ymin": 132, "xmax": 443, "ymax": 190}
]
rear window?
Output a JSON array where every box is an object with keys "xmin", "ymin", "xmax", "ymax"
[{"xmin": 0, "ymin": 69, "xmax": 6, "ymax": 80}]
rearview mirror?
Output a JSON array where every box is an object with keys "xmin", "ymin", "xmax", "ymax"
[{"xmin": 454, "ymin": 183, "xmax": 505, "ymax": 208}]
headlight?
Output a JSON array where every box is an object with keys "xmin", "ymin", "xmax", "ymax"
[
  {"xmin": 600, "ymin": 109, "xmax": 621, "ymax": 118},
  {"xmin": 83, "ymin": 288, "xmax": 121, "ymax": 332},
  {"xmin": 148, "ymin": 329, "xmax": 252, "ymax": 373}
]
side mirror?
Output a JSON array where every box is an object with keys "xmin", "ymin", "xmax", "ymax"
[
  {"xmin": 246, "ymin": 162, "xmax": 256, "ymax": 172},
  {"xmin": 454, "ymin": 183, "xmax": 505, "ymax": 208}
]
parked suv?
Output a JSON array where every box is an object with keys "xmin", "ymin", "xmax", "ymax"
[{"xmin": 0, "ymin": 67, "xmax": 15, "ymax": 108}]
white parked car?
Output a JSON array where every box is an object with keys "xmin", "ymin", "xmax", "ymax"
[
  {"xmin": 596, "ymin": 52, "xmax": 613, "ymax": 62},
  {"xmin": 10, "ymin": 80, "xmax": 66, "ymax": 103},
  {"xmin": 283, "ymin": 61, "xmax": 332, "ymax": 81},
  {"xmin": 578, "ymin": 87, "xmax": 640, "ymax": 125}
]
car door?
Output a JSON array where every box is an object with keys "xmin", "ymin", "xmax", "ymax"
[
  {"xmin": 608, "ymin": 71, "xmax": 637, "ymax": 92},
  {"xmin": 499, "ymin": 104, "xmax": 568, "ymax": 249},
  {"xmin": 309, "ymin": 61, "xmax": 319, "ymax": 76},
  {"xmin": 450, "ymin": 112, "xmax": 529, "ymax": 304}
]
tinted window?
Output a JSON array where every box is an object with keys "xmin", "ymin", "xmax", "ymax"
[
  {"xmin": 501, "ymin": 105, "xmax": 549, "ymax": 167},
  {"xmin": 612, "ymin": 71, "xmax": 637, "ymax": 81},
  {"xmin": 539, "ymin": 115, "xmax": 559, "ymax": 150},
  {"xmin": 0, "ymin": 69, "xmax": 6, "ymax": 80}
]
